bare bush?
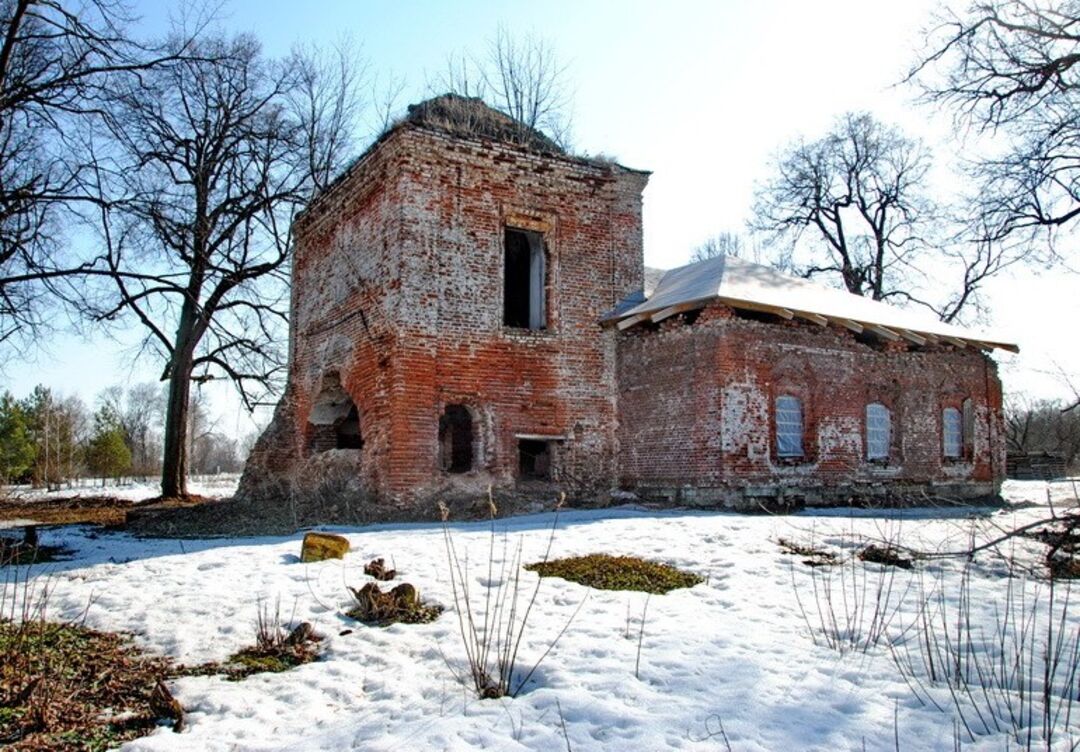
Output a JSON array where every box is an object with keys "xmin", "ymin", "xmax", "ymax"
[
  {"xmin": 891, "ymin": 563, "xmax": 1080, "ymax": 748},
  {"xmin": 790, "ymin": 527, "xmax": 916, "ymax": 654},
  {"xmin": 440, "ymin": 493, "xmax": 585, "ymax": 699}
]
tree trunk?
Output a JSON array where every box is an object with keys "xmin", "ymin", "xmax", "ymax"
[
  {"xmin": 160, "ymin": 301, "xmax": 201, "ymax": 498},
  {"xmin": 160, "ymin": 351, "xmax": 193, "ymax": 498}
]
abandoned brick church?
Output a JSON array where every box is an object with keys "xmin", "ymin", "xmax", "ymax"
[{"xmin": 238, "ymin": 95, "xmax": 1017, "ymax": 514}]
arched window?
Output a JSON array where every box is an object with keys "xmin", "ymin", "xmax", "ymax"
[
  {"xmin": 943, "ymin": 407, "xmax": 962, "ymax": 459},
  {"xmin": 308, "ymin": 373, "xmax": 361, "ymax": 453},
  {"xmin": 866, "ymin": 403, "xmax": 891, "ymax": 460},
  {"xmin": 775, "ymin": 395, "xmax": 804, "ymax": 458},
  {"xmin": 439, "ymin": 405, "xmax": 474, "ymax": 473},
  {"xmin": 335, "ymin": 406, "xmax": 363, "ymax": 449}
]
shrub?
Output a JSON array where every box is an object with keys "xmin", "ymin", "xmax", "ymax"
[
  {"xmin": 441, "ymin": 493, "xmax": 586, "ymax": 699},
  {"xmin": 178, "ymin": 604, "xmax": 322, "ymax": 682},
  {"xmin": 891, "ymin": 565, "xmax": 1080, "ymax": 748},
  {"xmin": 363, "ymin": 557, "xmax": 396, "ymax": 581},
  {"xmin": 525, "ymin": 554, "xmax": 702, "ymax": 594},
  {"xmin": 790, "ymin": 532, "xmax": 915, "ymax": 654}
]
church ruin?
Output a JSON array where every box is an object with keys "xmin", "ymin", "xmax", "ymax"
[{"xmin": 238, "ymin": 95, "xmax": 1016, "ymax": 517}]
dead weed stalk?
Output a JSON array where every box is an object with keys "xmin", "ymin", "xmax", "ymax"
[{"xmin": 440, "ymin": 491, "xmax": 586, "ymax": 699}]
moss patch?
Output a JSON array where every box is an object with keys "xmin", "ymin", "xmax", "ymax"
[
  {"xmin": 175, "ymin": 625, "xmax": 322, "ymax": 682},
  {"xmin": 525, "ymin": 554, "xmax": 702, "ymax": 594},
  {"xmin": 0, "ymin": 619, "xmax": 176, "ymax": 750}
]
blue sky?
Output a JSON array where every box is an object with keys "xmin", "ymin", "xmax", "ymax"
[{"xmin": 6, "ymin": 0, "xmax": 1077, "ymax": 428}]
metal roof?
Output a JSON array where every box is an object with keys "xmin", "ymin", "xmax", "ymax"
[{"xmin": 607, "ymin": 255, "xmax": 1018, "ymax": 353}]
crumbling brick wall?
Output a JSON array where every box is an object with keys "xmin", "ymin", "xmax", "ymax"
[
  {"xmin": 239, "ymin": 122, "xmax": 648, "ymax": 513},
  {"xmin": 615, "ymin": 302, "xmax": 1006, "ymax": 508}
]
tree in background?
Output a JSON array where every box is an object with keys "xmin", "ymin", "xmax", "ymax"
[
  {"xmin": 84, "ymin": 404, "xmax": 130, "ymax": 484},
  {"xmin": 22, "ymin": 385, "xmax": 87, "ymax": 487},
  {"xmin": 751, "ymin": 112, "xmax": 1009, "ymax": 323},
  {"xmin": 910, "ymin": 1, "xmax": 1080, "ymax": 252},
  {"xmin": 81, "ymin": 35, "xmax": 363, "ymax": 498},
  {"xmin": 99, "ymin": 383, "xmax": 164, "ymax": 477},
  {"xmin": 436, "ymin": 26, "xmax": 572, "ymax": 148},
  {"xmin": 0, "ymin": 0, "xmax": 196, "ymax": 352},
  {"xmin": 1006, "ymin": 398, "xmax": 1080, "ymax": 472},
  {"xmin": 0, "ymin": 391, "xmax": 34, "ymax": 483},
  {"xmin": 690, "ymin": 232, "xmax": 758, "ymax": 263}
]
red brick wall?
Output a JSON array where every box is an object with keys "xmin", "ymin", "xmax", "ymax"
[
  {"xmin": 240, "ymin": 121, "xmax": 1007, "ymax": 516},
  {"xmin": 615, "ymin": 302, "xmax": 1006, "ymax": 507},
  {"xmin": 241, "ymin": 124, "xmax": 649, "ymax": 508}
]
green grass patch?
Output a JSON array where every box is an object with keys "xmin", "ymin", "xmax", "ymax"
[{"xmin": 525, "ymin": 554, "xmax": 702, "ymax": 594}]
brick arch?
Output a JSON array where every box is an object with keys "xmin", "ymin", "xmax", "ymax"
[{"xmin": 306, "ymin": 371, "xmax": 363, "ymax": 454}]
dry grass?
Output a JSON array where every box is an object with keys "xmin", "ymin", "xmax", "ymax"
[
  {"xmin": 178, "ymin": 600, "xmax": 323, "ymax": 681},
  {"xmin": 0, "ymin": 497, "xmax": 135, "ymax": 527},
  {"xmin": 0, "ymin": 619, "xmax": 176, "ymax": 750},
  {"xmin": 777, "ymin": 537, "xmax": 840, "ymax": 567},
  {"xmin": 0, "ymin": 495, "xmax": 214, "ymax": 528},
  {"xmin": 346, "ymin": 582, "xmax": 443, "ymax": 626}
]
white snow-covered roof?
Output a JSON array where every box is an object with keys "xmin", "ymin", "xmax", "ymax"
[{"xmin": 610, "ymin": 255, "xmax": 1018, "ymax": 352}]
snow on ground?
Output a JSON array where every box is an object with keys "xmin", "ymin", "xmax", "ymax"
[
  {"xmin": 5, "ymin": 479, "xmax": 1080, "ymax": 751},
  {"xmin": 2, "ymin": 473, "xmax": 240, "ymax": 504}
]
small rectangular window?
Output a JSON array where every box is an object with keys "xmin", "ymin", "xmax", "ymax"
[
  {"xmin": 866, "ymin": 403, "xmax": 891, "ymax": 460},
  {"xmin": 518, "ymin": 439, "xmax": 551, "ymax": 479},
  {"xmin": 503, "ymin": 228, "xmax": 546, "ymax": 330},
  {"xmin": 943, "ymin": 407, "xmax": 962, "ymax": 459},
  {"xmin": 776, "ymin": 395, "xmax": 804, "ymax": 458}
]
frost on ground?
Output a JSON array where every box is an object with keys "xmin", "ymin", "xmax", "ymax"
[{"xmin": 6, "ymin": 479, "xmax": 1080, "ymax": 751}]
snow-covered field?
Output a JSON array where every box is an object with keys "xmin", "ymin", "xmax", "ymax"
[
  {"xmin": 6, "ymin": 479, "xmax": 1080, "ymax": 751},
  {"xmin": 2, "ymin": 473, "xmax": 241, "ymax": 504}
]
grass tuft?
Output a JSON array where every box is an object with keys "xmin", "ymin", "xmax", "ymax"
[
  {"xmin": 525, "ymin": 554, "xmax": 702, "ymax": 594},
  {"xmin": 346, "ymin": 582, "xmax": 443, "ymax": 626}
]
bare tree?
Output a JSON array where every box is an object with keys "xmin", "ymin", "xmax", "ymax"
[
  {"xmin": 1006, "ymin": 397, "xmax": 1080, "ymax": 470},
  {"xmin": 82, "ymin": 36, "xmax": 363, "ymax": 498},
  {"xmin": 433, "ymin": 26, "xmax": 572, "ymax": 148},
  {"xmin": 751, "ymin": 112, "xmax": 1004, "ymax": 322},
  {"xmin": 0, "ymin": 0, "xmax": 198, "ymax": 352},
  {"xmin": 909, "ymin": 1, "xmax": 1080, "ymax": 249},
  {"xmin": 99, "ymin": 382, "xmax": 164, "ymax": 477},
  {"xmin": 690, "ymin": 232, "xmax": 748, "ymax": 263}
]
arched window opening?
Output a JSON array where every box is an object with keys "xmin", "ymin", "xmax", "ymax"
[
  {"xmin": 308, "ymin": 373, "xmax": 361, "ymax": 453},
  {"xmin": 336, "ymin": 406, "xmax": 363, "ymax": 449},
  {"xmin": 943, "ymin": 407, "xmax": 962, "ymax": 459},
  {"xmin": 775, "ymin": 395, "xmax": 804, "ymax": 458},
  {"xmin": 439, "ymin": 404, "xmax": 474, "ymax": 473},
  {"xmin": 866, "ymin": 403, "xmax": 891, "ymax": 460}
]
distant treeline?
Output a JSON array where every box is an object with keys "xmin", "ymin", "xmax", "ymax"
[
  {"xmin": 1006, "ymin": 399, "xmax": 1080, "ymax": 475},
  {"xmin": 0, "ymin": 384, "xmax": 251, "ymax": 488}
]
